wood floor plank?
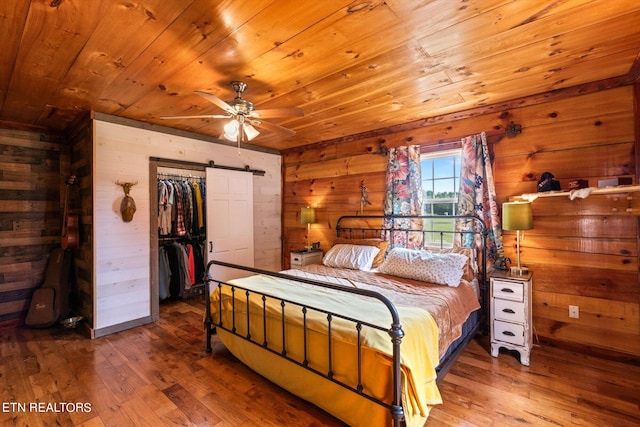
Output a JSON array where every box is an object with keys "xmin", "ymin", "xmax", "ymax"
[
  {"xmin": 161, "ymin": 383, "xmax": 222, "ymax": 426},
  {"xmin": 75, "ymin": 417, "xmax": 107, "ymax": 427},
  {"xmin": 1, "ymin": 299, "xmax": 638, "ymax": 426},
  {"xmin": 135, "ymin": 384, "xmax": 180, "ymax": 419},
  {"xmin": 155, "ymin": 407, "xmax": 196, "ymax": 426},
  {"xmin": 121, "ymin": 395, "xmax": 168, "ymax": 427}
]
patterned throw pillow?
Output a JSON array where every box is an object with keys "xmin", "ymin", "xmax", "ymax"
[
  {"xmin": 378, "ymin": 247, "xmax": 468, "ymax": 287},
  {"xmin": 322, "ymin": 244, "xmax": 380, "ymax": 270},
  {"xmin": 428, "ymin": 247, "xmax": 477, "ymax": 282}
]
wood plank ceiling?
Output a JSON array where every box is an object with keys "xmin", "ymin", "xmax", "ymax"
[{"xmin": 1, "ymin": 0, "xmax": 639, "ymax": 152}]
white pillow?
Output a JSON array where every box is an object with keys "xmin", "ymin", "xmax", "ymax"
[
  {"xmin": 322, "ymin": 244, "xmax": 380, "ymax": 270},
  {"xmin": 378, "ymin": 247, "xmax": 467, "ymax": 287}
]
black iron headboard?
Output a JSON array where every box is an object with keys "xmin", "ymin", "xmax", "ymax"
[{"xmin": 335, "ymin": 213, "xmax": 488, "ymax": 296}]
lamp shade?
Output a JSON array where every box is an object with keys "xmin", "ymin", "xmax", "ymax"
[
  {"xmin": 222, "ymin": 119, "xmax": 239, "ymax": 140},
  {"xmin": 300, "ymin": 206, "xmax": 316, "ymax": 225},
  {"xmin": 502, "ymin": 202, "xmax": 533, "ymax": 231},
  {"xmin": 244, "ymin": 123, "xmax": 260, "ymax": 141}
]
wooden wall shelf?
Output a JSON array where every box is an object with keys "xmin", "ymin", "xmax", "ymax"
[
  {"xmin": 516, "ymin": 185, "xmax": 640, "ymax": 202},
  {"xmin": 513, "ymin": 185, "xmax": 640, "ymax": 215}
]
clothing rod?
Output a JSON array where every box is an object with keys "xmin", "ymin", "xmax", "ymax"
[
  {"xmin": 157, "ymin": 172, "xmax": 205, "ymax": 180},
  {"xmin": 150, "ymin": 157, "xmax": 265, "ymax": 176}
]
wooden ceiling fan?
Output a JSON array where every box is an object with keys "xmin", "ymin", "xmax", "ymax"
[{"xmin": 161, "ymin": 81, "xmax": 303, "ymax": 146}]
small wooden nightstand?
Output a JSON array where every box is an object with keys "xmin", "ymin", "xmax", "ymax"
[
  {"xmin": 290, "ymin": 249, "xmax": 323, "ymax": 267},
  {"xmin": 490, "ymin": 269, "xmax": 533, "ymax": 365}
]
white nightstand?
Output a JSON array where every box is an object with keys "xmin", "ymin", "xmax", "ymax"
[
  {"xmin": 290, "ymin": 249, "xmax": 323, "ymax": 267},
  {"xmin": 490, "ymin": 270, "xmax": 533, "ymax": 365}
]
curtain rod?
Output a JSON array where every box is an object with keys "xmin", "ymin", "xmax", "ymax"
[
  {"xmin": 419, "ymin": 131, "xmax": 505, "ymax": 153},
  {"xmin": 428, "ymin": 127, "xmax": 513, "ymax": 147},
  {"xmin": 150, "ymin": 157, "xmax": 265, "ymax": 176},
  {"xmin": 373, "ymin": 123, "xmax": 520, "ymax": 156}
]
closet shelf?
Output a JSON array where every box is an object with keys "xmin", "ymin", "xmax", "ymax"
[{"xmin": 516, "ymin": 185, "xmax": 640, "ymax": 202}]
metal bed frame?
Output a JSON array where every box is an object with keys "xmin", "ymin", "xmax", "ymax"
[{"xmin": 203, "ymin": 214, "xmax": 487, "ymax": 427}]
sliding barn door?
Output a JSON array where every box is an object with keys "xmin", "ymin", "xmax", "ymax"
[{"xmin": 205, "ymin": 168, "xmax": 254, "ymax": 282}]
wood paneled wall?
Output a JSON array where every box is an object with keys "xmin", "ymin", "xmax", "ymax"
[
  {"xmin": 1, "ymin": 115, "xmax": 282, "ymax": 334},
  {"xmin": 0, "ymin": 128, "xmax": 68, "ymax": 327},
  {"xmin": 67, "ymin": 119, "xmax": 94, "ymax": 331},
  {"xmin": 282, "ymin": 85, "xmax": 639, "ymax": 359}
]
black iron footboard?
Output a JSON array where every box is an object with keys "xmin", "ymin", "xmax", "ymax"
[{"xmin": 203, "ymin": 260, "xmax": 406, "ymax": 427}]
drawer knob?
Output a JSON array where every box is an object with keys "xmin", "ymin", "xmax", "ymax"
[
  {"xmin": 502, "ymin": 308, "xmax": 515, "ymax": 314},
  {"xmin": 502, "ymin": 331, "xmax": 515, "ymax": 337},
  {"xmin": 501, "ymin": 288, "xmax": 514, "ymax": 293}
]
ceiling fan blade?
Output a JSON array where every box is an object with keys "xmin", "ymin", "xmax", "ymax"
[
  {"xmin": 194, "ymin": 90, "xmax": 235, "ymax": 114},
  {"xmin": 160, "ymin": 114, "xmax": 232, "ymax": 120},
  {"xmin": 249, "ymin": 119, "xmax": 296, "ymax": 136},
  {"xmin": 250, "ymin": 107, "xmax": 304, "ymax": 119}
]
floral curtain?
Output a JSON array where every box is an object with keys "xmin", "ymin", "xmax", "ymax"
[
  {"xmin": 383, "ymin": 145, "xmax": 423, "ymax": 248},
  {"xmin": 456, "ymin": 132, "xmax": 503, "ymax": 270}
]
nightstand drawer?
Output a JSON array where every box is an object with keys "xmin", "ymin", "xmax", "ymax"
[
  {"xmin": 290, "ymin": 253, "xmax": 304, "ymax": 265},
  {"xmin": 290, "ymin": 250, "xmax": 323, "ymax": 267},
  {"xmin": 494, "ymin": 299, "xmax": 525, "ymax": 323},
  {"xmin": 493, "ymin": 320, "xmax": 525, "ymax": 346},
  {"xmin": 492, "ymin": 279, "xmax": 524, "ymax": 302}
]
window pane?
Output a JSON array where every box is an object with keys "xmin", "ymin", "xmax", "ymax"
[
  {"xmin": 432, "ymin": 202, "xmax": 455, "ymax": 216},
  {"xmin": 433, "ymin": 178, "xmax": 456, "ymax": 197},
  {"xmin": 421, "ymin": 159, "xmax": 434, "ymax": 178},
  {"xmin": 423, "ymin": 217, "xmax": 455, "ymax": 245},
  {"xmin": 433, "ymin": 157, "xmax": 455, "ymax": 179}
]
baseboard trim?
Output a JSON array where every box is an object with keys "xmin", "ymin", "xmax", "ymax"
[
  {"xmin": 91, "ymin": 316, "xmax": 154, "ymax": 339},
  {"xmin": 538, "ymin": 337, "xmax": 640, "ymax": 366}
]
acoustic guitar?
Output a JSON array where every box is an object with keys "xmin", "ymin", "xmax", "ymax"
[{"xmin": 61, "ymin": 175, "xmax": 79, "ymax": 250}]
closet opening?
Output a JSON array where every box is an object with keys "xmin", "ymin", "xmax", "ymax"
[
  {"xmin": 149, "ymin": 157, "xmax": 259, "ymax": 321},
  {"xmin": 149, "ymin": 161, "xmax": 207, "ymax": 321}
]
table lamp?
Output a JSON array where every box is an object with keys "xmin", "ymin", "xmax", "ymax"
[
  {"xmin": 300, "ymin": 206, "xmax": 316, "ymax": 251},
  {"xmin": 502, "ymin": 201, "xmax": 533, "ymax": 275}
]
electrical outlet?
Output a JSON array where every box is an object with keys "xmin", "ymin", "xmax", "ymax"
[{"xmin": 569, "ymin": 305, "xmax": 579, "ymax": 319}]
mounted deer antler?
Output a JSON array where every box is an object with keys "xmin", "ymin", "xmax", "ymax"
[
  {"xmin": 115, "ymin": 180, "xmax": 138, "ymax": 222},
  {"xmin": 115, "ymin": 180, "xmax": 138, "ymax": 196}
]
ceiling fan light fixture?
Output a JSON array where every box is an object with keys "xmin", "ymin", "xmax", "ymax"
[
  {"xmin": 244, "ymin": 124, "xmax": 260, "ymax": 141},
  {"xmin": 224, "ymin": 118, "xmax": 239, "ymax": 134},
  {"xmin": 223, "ymin": 119, "xmax": 239, "ymax": 140},
  {"xmin": 163, "ymin": 82, "xmax": 302, "ymax": 144}
]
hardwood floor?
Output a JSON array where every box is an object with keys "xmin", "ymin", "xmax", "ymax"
[{"xmin": 1, "ymin": 298, "xmax": 638, "ymax": 426}]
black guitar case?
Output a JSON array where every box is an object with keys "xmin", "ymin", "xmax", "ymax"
[{"xmin": 25, "ymin": 248, "xmax": 73, "ymax": 328}]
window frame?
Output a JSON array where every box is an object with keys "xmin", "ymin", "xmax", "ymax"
[{"xmin": 420, "ymin": 148, "xmax": 462, "ymax": 247}]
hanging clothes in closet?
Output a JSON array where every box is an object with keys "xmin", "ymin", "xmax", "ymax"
[
  {"xmin": 157, "ymin": 175, "xmax": 206, "ymax": 238},
  {"xmin": 158, "ymin": 239, "xmax": 206, "ymax": 301},
  {"xmin": 157, "ymin": 173, "xmax": 207, "ymax": 301}
]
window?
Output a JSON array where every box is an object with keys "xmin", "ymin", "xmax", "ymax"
[{"xmin": 420, "ymin": 148, "xmax": 461, "ymax": 246}]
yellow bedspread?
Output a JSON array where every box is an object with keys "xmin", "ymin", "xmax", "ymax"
[
  {"xmin": 210, "ymin": 272, "xmax": 444, "ymax": 427},
  {"xmin": 287, "ymin": 264, "xmax": 481, "ymax": 358}
]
